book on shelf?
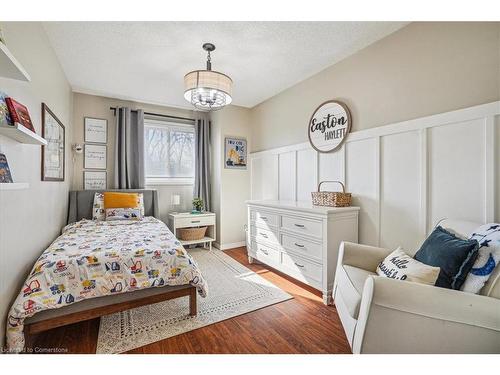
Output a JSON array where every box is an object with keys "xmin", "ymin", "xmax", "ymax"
[
  {"xmin": 0, "ymin": 153, "xmax": 13, "ymax": 183},
  {"xmin": 5, "ymin": 97, "xmax": 36, "ymax": 133},
  {"xmin": 0, "ymin": 92, "xmax": 13, "ymax": 127}
]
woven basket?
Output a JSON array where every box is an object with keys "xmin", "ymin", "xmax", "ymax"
[
  {"xmin": 311, "ymin": 181, "xmax": 352, "ymax": 207},
  {"xmin": 178, "ymin": 226, "xmax": 208, "ymax": 241}
]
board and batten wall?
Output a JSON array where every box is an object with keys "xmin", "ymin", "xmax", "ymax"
[
  {"xmin": 0, "ymin": 22, "xmax": 73, "ymax": 345},
  {"xmin": 249, "ymin": 102, "xmax": 500, "ymax": 252}
]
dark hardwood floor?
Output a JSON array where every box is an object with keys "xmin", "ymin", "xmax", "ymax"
[{"xmin": 30, "ymin": 247, "xmax": 351, "ymax": 354}]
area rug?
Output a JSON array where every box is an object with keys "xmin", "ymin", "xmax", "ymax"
[{"xmin": 96, "ymin": 248, "xmax": 292, "ymax": 353}]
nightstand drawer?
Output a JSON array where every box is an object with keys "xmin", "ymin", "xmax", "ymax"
[{"xmin": 175, "ymin": 216, "xmax": 215, "ymax": 228}]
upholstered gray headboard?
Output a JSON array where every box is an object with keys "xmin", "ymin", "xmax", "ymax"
[{"xmin": 67, "ymin": 189, "xmax": 159, "ymax": 224}]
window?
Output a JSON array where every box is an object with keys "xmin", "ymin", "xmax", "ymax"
[{"xmin": 144, "ymin": 118, "xmax": 195, "ymax": 185}]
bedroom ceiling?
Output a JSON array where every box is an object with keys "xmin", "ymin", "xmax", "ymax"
[{"xmin": 43, "ymin": 22, "xmax": 408, "ymax": 109}]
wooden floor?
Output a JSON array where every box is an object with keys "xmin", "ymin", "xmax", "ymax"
[{"xmin": 31, "ymin": 247, "xmax": 351, "ymax": 354}]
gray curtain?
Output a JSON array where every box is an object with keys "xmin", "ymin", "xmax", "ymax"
[
  {"xmin": 114, "ymin": 107, "xmax": 145, "ymax": 189},
  {"xmin": 193, "ymin": 114, "xmax": 211, "ymax": 211}
]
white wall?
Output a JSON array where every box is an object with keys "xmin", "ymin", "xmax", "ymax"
[
  {"xmin": 0, "ymin": 22, "xmax": 73, "ymax": 344},
  {"xmin": 210, "ymin": 105, "xmax": 252, "ymax": 249},
  {"xmin": 250, "ymin": 102, "xmax": 500, "ymax": 252}
]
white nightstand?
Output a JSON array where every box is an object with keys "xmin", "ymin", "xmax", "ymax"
[{"xmin": 168, "ymin": 212, "xmax": 216, "ymax": 251}]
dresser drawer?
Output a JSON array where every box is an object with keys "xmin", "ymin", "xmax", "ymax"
[
  {"xmin": 281, "ymin": 233, "xmax": 322, "ymax": 261},
  {"xmin": 250, "ymin": 210, "xmax": 279, "ymax": 229},
  {"xmin": 175, "ymin": 215, "xmax": 215, "ymax": 228},
  {"xmin": 251, "ymin": 226, "xmax": 279, "ymax": 245},
  {"xmin": 281, "ymin": 215, "xmax": 322, "ymax": 238},
  {"xmin": 281, "ymin": 252, "xmax": 322, "ymax": 285},
  {"xmin": 252, "ymin": 241, "xmax": 280, "ymax": 266}
]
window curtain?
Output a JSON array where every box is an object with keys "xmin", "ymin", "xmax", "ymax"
[
  {"xmin": 114, "ymin": 107, "xmax": 145, "ymax": 189},
  {"xmin": 193, "ymin": 113, "xmax": 211, "ymax": 211}
]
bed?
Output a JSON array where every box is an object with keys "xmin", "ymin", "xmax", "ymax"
[{"xmin": 6, "ymin": 189, "xmax": 208, "ymax": 353}]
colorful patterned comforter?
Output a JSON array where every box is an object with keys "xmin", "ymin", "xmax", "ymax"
[{"xmin": 6, "ymin": 217, "xmax": 207, "ymax": 352}]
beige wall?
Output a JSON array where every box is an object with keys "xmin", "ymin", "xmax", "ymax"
[
  {"xmin": 72, "ymin": 92, "xmax": 196, "ymax": 223},
  {"xmin": 73, "ymin": 93, "xmax": 252, "ymax": 246},
  {"xmin": 0, "ymin": 22, "xmax": 73, "ymax": 344},
  {"xmin": 210, "ymin": 105, "xmax": 252, "ymax": 248},
  {"xmin": 250, "ymin": 22, "xmax": 500, "ymax": 152},
  {"xmin": 72, "ymin": 93, "xmax": 194, "ymax": 189}
]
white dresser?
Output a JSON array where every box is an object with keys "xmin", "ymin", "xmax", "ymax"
[{"xmin": 246, "ymin": 200, "xmax": 359, "ymax": 304}]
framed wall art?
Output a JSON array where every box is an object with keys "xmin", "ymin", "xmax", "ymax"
[
  {"xmin": 84, "ymin": 170, "xmax": 107, "ymax": 190},
  {"xmin": 84, "ymin": 144, "xmax": 107, "ymax": 170},
  {"xmin": 41, "ymin": 103, "xmax": 65, "ymax": 181},
  {"xmin": 224, "ymin": 137, "xmax": 247, "ymax": 169},
  {"xmin": 84, "ymin": 117, "xmax": 107, "ymax": 143}
]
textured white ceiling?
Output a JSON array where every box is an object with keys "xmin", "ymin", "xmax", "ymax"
[{"xmin": 43, "ymin": 22, "xmax": 407, "ymax": 109}]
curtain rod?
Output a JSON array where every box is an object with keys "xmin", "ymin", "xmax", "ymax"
[{"xmin": 109, "ymin": 107, "xmax": 195, "ymax": 122}]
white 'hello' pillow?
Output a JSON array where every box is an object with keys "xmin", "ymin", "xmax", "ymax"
[{"xmin": 377, "ymin": 247, "xmax": 441, "ymax": 286}]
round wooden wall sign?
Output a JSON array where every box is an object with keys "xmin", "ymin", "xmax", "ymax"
[{"xmin": 308, "ymin": 100, "xmax": 351, "ymax": 153}]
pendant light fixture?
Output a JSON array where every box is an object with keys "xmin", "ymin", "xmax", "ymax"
[{"xmin": 184, "ymin": 43, "xmax": 233, "ymax": 111}]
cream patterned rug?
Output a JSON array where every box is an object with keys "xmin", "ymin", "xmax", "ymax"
[{"xmin": 96, "ymin": 248, "xmax": 292, "ymax": 353}]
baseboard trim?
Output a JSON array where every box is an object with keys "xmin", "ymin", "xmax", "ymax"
[{"xmin": 214, "ymin": 241, "xmax": 246, "ymax": 251}]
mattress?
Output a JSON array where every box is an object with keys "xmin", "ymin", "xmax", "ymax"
[{"xmin": 6, "ymin": 217, "xmax": 208, "ymax": 352}]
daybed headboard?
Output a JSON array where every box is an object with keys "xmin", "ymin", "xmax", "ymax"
[{"xmin": 67, "ymin": 189, "xmax": 160, "ymax": 224}]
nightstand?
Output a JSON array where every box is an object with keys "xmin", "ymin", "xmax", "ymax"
[{"xmin": 168, "ymin": 212, "xmax": 216, "ymax": 251}]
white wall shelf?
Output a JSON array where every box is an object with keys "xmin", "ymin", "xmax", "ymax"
[
  {"xmin": 0, "ymin": 123, "xmax": 47, "ymax": 145},
  {"xmin": 0, "ymin": 182, "xmax": 29, "ymax": 190},
  {"xmin": 0, "ymin": 42, "xmax": 31, "ymax": 81}
]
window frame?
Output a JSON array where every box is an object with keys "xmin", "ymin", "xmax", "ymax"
[{"xmin": 143, "ymin": 117, "xmax": 196, "ymax": 186}]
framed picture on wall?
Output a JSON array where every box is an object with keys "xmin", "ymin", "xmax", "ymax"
[
  {"xmin": 41, "ymin": 103, "xmax": 65, "ymax": 181},
  {"xmin": 84, "ymin": 170, "xmax": 107, "ymax": 190},
  {"xmin": 84, "ymin": 117, "xmax": 107, "ymax": 143},
  {"xmin": 84, "ymin": 144, "xmax": 107, "ymax": 169},
  {"xmin": 224, "ymin": 137, "xmax": 247, "ymax": 169}
]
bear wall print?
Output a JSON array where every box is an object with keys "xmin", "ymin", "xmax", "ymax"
[{"xmin": 308, "ymin": 100, "xmax": 351, "ymax": 153}]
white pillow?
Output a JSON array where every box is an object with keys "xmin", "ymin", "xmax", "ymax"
[
  {"xmin": 106, "ymin": 208, "xmax": 142, "ymax": 221},
  {"xmin": 462, "ymin": 223, "xmax": 500, "ymax": 294},
  {"xmin": 137, "ymin": 193, "xmax": 145, "ymax": 217},
  {"xmin": 92, "ymin": 192, "xmax": 105, "ymax": 221},
  {"xmin": 377, "ymin": 247, "xmax": 441, "ymax": 286}
]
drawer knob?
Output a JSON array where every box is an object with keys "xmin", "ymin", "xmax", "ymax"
[
  {"xmin": 191, "ymin": 220, "xmax": 201, "ymax": 223},
  {"xmin": 294, "ymin": 224, "xmax": 305, "ymax": 228},
  {"xmin": 294, "ymin": 262, "xmax": 305, "ymax": 268},
  {"xmin": 260, "ymin": 233, "xmax": 268, "ymax": 238},
  {"xmin": 260, "ymin": 217, "xmax": 268, "ymax": 221},
  {"xmin": 260, "ymin": 249, "xmax": 269, "ymax": 255},
  {"xmin": 294, "ymin": 242, "xmax": 305, "ymax": 248}
]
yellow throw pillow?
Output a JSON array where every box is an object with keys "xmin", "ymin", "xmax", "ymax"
[{"xmin": 103, "ymin": 192, "xmax": 140, "ymax": 209}]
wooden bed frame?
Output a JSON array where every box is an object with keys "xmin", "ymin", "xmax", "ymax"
[
  {"xmin": 22, "ymin": 189, "xmax": 199, "ymax": 348},
  {"xmin": 25, "ymin": 286, "xmax": 197, "ymax": 346}
]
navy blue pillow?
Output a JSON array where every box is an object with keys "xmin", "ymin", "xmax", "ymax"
[{"xmin": 414, "ymin": 226, "xmax": 479, "ymax": 290}]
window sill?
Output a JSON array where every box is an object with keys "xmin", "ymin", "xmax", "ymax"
[{"xmin": 145, "ymin": 178, "xmax": 194, "ymax": 186}]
